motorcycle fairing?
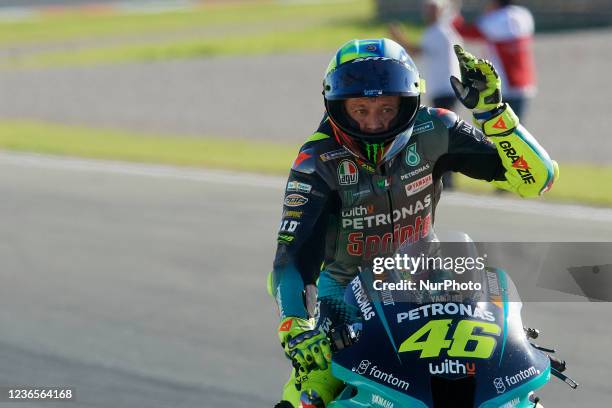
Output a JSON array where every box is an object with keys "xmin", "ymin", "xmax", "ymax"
[{"xmin": 332, "ymin": 267, "xmax": 551, "ymax": 407}]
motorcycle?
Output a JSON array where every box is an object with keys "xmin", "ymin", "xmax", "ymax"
[{"xmin": 312, "ymin": 235, "xmax": 578, "ymax": 408}]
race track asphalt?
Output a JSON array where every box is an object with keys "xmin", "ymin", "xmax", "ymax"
[{"xmin": 0, "ymin": 153, "xmax": 610, "ymax": 407}]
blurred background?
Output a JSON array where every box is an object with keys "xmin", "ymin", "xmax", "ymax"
[{"xmin": 0, "ymin": 1, "xmax": 611, "ymax": 407}]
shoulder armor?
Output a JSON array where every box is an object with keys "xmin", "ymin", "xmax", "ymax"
[
  {"xmin": 424, "ymin": 107, "xmax": 458, "ymax": 129},
  {"xmin": 293, "ymin": 116, "xmax": 346, "ymax": 175},
  {"xmin": 291, "ymin": 147, "xmax": 317, "ymax": 174}
]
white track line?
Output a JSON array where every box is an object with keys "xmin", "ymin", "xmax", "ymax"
[
  {"xmin": 1, "ymin": 150, "xmax": 611, "ymax": 223},
  {"xmin": 0, "ymin": 151, "xmax": 285, "ymax": 188}
]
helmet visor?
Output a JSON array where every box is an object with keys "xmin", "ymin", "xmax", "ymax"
[{"xmin": 324, "ymin": 58, "xmax": 421, "ymax": 100}]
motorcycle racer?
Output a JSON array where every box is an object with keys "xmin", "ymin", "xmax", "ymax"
[{"xmin": 268, "ymin": 39, "xmax": 558, "ymax": 408}]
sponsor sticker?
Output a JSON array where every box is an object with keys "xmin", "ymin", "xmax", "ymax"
[
  {"xmin": 487, "ymin": 271, "xmax": 501, "ymax": 296},
  {"xmin": 412, "ymin": 121, "xmax": 434, "ymax": 136},
  {"xmin": 355, "ymin": 359, "xmax": 371, "ymax": 375},
  {"xmin": 371, "ymin": 394, "xmax": 394, "ymax": 408},
  {"xmin": 396, "ymin": 302, "xmax": 495, "ymax": 323},
  {"xmin": 284, "ymin": 194, "xmax": 308, "ymax": 207},
  {"xmin": 352, "ymin": 359, "xmax": 410, "ymax": 391},
  {"xmin": 457, "ymin": 121, "xmax": 479, "ymax": 139},
  {"xmin": 320, "ymin": 148, "xmax": 351, "ymax": 162},
  {"xmin": 504, "ymin": 366, "xmax": 540, "ymax": 387},
  {"xmin": 400, "ymin": 163, "xmax": 430, "ymax": 181},
  {"xmin": 277, "ymin": 234, "xmax": 294, "ymax": 244},
  {"xmin": 364, "ymin": 89, "xmax": 383, "ymax": 96},
  {"xmin": 351, "ymin": 276, "xmax": 375, "ymax": 320},
  {"xmin": 492, "ymin": 116, "xmax": 508, "ymax": 130},
  {"xmin": 376, "ymin": 177, "xmax": 391, "ymax": 189},
  {"xmin": 498, "ymin": 398, "xmax": 520, "ymax": 408},
  {"xmin": 293, "ymin": 151, "xmax": 311, "ymax": 167},
  {"xmin": 429, "ymin": 359, "xmax": 476, "ymax": 376},
  {"xmin": 493, "ymin": 377, "xmax": 506, "ymax": 394},
  {"xmin": 357, "ymin": 159, "xmax": 376, "ymax": 174},
  {"xmin": 499, "ymin": 140, "xmax": 536, "ymax": 184},
  {"xmin": 338, "ymin": 160, "xmax": 359, "ymax": 185},
  {"xmin": 278, "ymin": 319, "xmax": 293, "ymax": 332},
  {"xmin": 341, "ymin": 204, "xmax": 375, "ymax": 218},
  {"xmin": 286, "ymin": 181, "xmax": 312, "ymax": 194},
  {"xmin": 279, "ymin": 219, "xmax": 299, "ymax": 233},
  {"xmin": 493, "ymin": 367, "xmax": 540, "ymax": 395},
  {"xmin": 347, "ymin": 213, "xmax": 432, "ymax": 259},
  {"xmin": 405, "ymin": 143, "xmax": 420, "ymax": 166},
  {"xmin": 283, "ymin": 210, "xmax": 303, "ymax": 219},
  {"xmin": 342, "ymin": 195, "xmax": 431, "ymax": 230},
  {"xmin": 342, "ymin": 190, "xmax": 371, "ymax": 205},
  {"xmin": 405, "ymin": 174, "xmax": 432, "ymax": 196}
]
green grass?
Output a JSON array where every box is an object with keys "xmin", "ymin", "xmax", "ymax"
[
  {"xmin": 0, "ymin": 1, "xmax": 372, "ymax": 45},
  {"xmin": 455, "ymin": 166, "xmax": 612, "ymax": 207},
  {"xmin": 3, "ymin": 19, "xmax": 394, "ymax": 69},
  {"xmin": 0, "ymin": 0, "xmax": 421, "ymax": 69},
  {"xmin": 0, "ymin": 119, "xmax": 610, "ymax": 207},
  {"xmin": 0, "ymin": 120, "xmax": 298, "ymax": 174}
]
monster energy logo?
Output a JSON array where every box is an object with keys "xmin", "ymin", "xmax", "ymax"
[
  {"xmin": 405, "ymin": 143, "xmax": 420, "ymax": 166},
  {"xmin": 365, "ymin": 142, "xmax": 384, "ymax": 162}
]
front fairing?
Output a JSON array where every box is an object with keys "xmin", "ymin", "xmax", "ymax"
[{"xmin": 331, "ymin": 243, "xmax": 550, "ymax": 407}]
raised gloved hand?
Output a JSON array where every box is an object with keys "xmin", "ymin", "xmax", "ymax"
[
  {"xmin": 278, "ymin": 317, "xmax": 332, "ymax": 373},
  {"xmin": 450, "ymin": 44, "xmax": 502, "ymax": 113}
]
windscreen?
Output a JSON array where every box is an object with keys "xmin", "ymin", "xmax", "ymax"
[{"xmin": 368, "ymin": 232, "xmax": 491, "ymax": 306}]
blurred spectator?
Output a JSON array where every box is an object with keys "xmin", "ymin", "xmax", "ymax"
[
  {"xmin": 389, "ymin": 0, "xmax": 462, "ymax": 190},
  {"xmin": 453, "ymin": 0, "xmax": 536, "ymax": 119}
]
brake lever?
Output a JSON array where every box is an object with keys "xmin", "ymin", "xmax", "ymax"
[
  {"xmin": 548, "ymin": 355, "xmax": 566, "ymax": 372},
  {"xmin": 551, "ymin": 367, "xmax": 579, "ymax": 389},
  {"xmin": 530, "ymin": 342, "xmax": 556, "ymax": 353}
]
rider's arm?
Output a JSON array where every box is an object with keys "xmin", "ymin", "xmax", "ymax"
[
  {"xmin": 433, "ymin": 108, "xmax": 557, "ymax": 197},
  {"xmin": 270, "ymin": 151, "xmax": 333, "ymax": 320},
  {"xmin": 433, "ymin": 108, "xmax": 503, "ymax": 182},
  {"xmin": 444, "ymin": 45, "xmax": 558, "ymax": 196},
  {"xmin": 472, "ymin": 104, "xmax": 558, "ymax": 196}
]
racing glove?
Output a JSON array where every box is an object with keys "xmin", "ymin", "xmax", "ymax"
[
  {"xmin": 450, "ymin": 44, "xmax": 502, "ymax": 114},
  {"xmin": 450, "ymin": 44, "xmax": 559, "ymax": 196},
  {"xmin": 450, "ymin": 44, "xmax": 520, "ymax": 137},
  {"xmin": 278, "ymin": 317, "xmax": 332, "ymax": 373}
]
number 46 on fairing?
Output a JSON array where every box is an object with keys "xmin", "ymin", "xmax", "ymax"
[{"xmin": 398, "ymin": 319, "xmax": 501, "ymax": 359}]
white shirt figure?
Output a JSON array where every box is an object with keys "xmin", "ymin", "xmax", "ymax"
[
  {"xmin": 388, "ymin": 0, "xmax": 462, "ymax": 102},
  {"xmin": 420, "ymin": 19, "xmax": 463, "ymax": 99},
  {"xmin": 455, "ymin": 4, "xmax": 536, "ymax": 98}
]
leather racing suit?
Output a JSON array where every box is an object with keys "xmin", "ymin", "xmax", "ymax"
[{"xmin": 270, "ymin": 105, "xmax": 555, "ymax": 330}]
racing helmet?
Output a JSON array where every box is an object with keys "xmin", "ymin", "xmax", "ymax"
[{"xmin": 323, "ymin": 39, "xmax": 422, "ymax": 167}]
